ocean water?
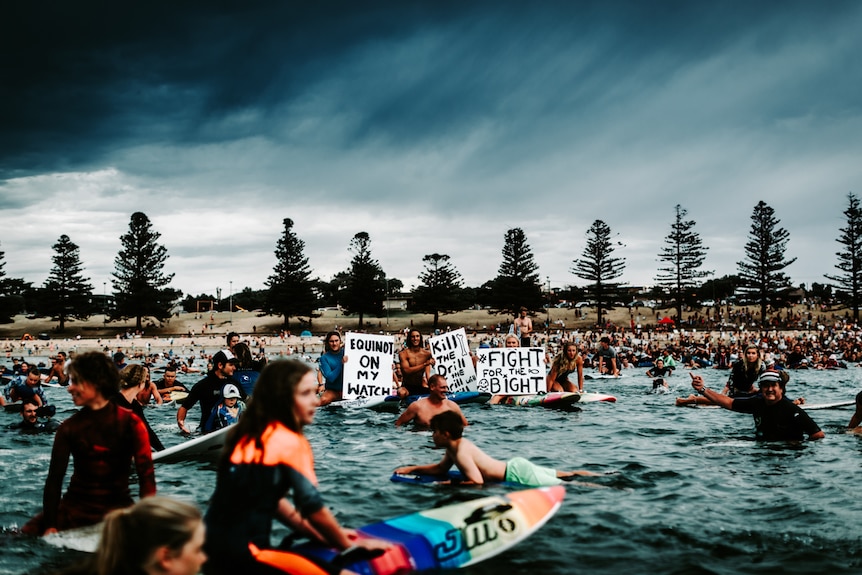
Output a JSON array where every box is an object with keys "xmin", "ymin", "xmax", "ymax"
[{"xmin": 2, "ymin": 365, "xmax": 861, "ymax": 574}]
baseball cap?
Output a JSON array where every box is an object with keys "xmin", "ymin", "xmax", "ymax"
[
  {"xmin": 222, "ymin": 384, "xmax": 241, "ymax": 399},
  {"xmin": 212, "ymin": 349, "xmax": 237, "ymax": 366}
]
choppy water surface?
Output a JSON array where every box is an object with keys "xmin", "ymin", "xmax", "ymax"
[{"xmin": 2, "ymin": 365, "xmax": 861, "ymax": 574}]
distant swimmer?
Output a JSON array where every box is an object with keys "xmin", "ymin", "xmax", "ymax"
[
  {"xmin": 646, "ymin": 358, "xmax": 672, "ymax": 393},
  {"xmin": 6, "ymin": 399, "xmax": 59, "ymax": 434},
  {"xmin": 689, "ymin": 371, "xmax": 824, "ymax": 441},
  {"xmin": 395, "ymin": 375, "xmax": 467, "ymax": 428},
  {"xmin": 394, "ymin": 411, "xmax": 599, "ymax": 487},
  {"xmin": 397, "ymin": 329, "xmax": 434, "ymax": 398}
]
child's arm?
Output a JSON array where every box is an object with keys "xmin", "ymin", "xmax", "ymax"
[{"xmin": 394, "ymin": 453, "xmax": 453, "ymax": 476}]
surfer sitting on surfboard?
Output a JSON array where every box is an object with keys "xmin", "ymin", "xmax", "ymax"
[{"xmin": 394, "ymin": 411, "xmax": 599, "ymax": 487}]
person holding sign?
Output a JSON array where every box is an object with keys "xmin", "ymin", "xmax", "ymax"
[
  {"xmin": 547, "ymin": 342, "xmax": 584, "ymax": 392},
  {"xmin": 397, "ymin": 329, "xmax": 434, "ymax": 398},
  {"xmin": 318, "ymin": 331, "xmax": 347, "ymax": 406},
  {"xmin": 395, "ymin": 411, "xmax": 598, "ymax": 487},
  {"xmin": 395, "ymin": 375, "xmax": 468, "ymax": 428}
]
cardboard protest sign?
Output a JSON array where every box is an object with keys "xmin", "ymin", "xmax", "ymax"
[
  {"xmin": 342, "ymin": 333, "xmax": 396, "ymax": 399},
  {"xmin": 429, "ymin": 328, "xmax": 477, "ymax": 393},
  {"xmin": 475, "ymin": 347, "xmax": 545, "ymax": 395}
]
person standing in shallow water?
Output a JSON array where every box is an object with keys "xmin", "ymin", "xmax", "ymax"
[
  {"xmin": 22, "ymin": 351, "xmax": 155, "ymax": 535},
  {"xmin": 689, "ymin": 370, "xmax": 824, "ymax": 441}
]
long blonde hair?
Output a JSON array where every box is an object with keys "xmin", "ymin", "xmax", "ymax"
[
  {"xmin": 552, "ymin": 342, "xmax": 580, "ymax": 373},
  {"xmin": 94, "ymin": 497, "xmax": 201, "ymax": 575}
]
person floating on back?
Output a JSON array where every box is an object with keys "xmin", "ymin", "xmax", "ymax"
[{"xmin": 394, "ymin": 411, "xmax": 599, "ymax": 487}]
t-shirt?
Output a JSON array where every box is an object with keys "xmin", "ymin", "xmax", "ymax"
[{"xmin": 731, "ymin": 396, "xmax": 821, "ymax": 441}]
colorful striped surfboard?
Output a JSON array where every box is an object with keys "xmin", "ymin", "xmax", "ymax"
[{"xmin": 292, "ymin": 486, "xmax": 565, "ymax": 573}]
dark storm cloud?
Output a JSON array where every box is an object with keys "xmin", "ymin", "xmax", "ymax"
[{"xmin": 4, "ymin": 1, "xmax": 858, "ymax": 181}]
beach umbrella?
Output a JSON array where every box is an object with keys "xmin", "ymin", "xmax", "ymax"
[
  {"xmin": 658, "ymin": 317, "xmax": 675, "ymax": 325},
  {"xmin": 300, "ymin": 330, "xmax": 313, "ymax": 337}
]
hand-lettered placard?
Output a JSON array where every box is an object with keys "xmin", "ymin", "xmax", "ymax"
[
  {"xmin": 343, "ymin": 333, "xmax": 395, "ymax": 399},
  {"xmin": 475, "ymin": 347, "xmax": 545, "ymax": 395},
  {"xmin": 429, "ymin": 328, "xmax": 477, "ymax": 393}
]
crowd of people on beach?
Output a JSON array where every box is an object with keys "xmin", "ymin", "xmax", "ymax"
[{"xmin": 2, "ymin": 313, "xmax": 862, "ymax": 574}]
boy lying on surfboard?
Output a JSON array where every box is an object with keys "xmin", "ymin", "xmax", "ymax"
[{"xmin": 394, "ymin": 411, "xmax": 599, "ymax": 487}]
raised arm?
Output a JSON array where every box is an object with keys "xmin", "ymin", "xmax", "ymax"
[{"xmin": 690, "ymin": 373, "xmax": 733, "ymax": 409}]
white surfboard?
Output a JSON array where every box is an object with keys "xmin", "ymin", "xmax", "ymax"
[{"xmin": 152, "ymin": 425, "xmax": 231, "ymax": 464}]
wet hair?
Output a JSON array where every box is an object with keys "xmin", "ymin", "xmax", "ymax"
[
  {"xmin": 26, "ymin": 367, "xmax": 41, "ymax": 378},
  {"xmin": 430, "ymin": 410, "xmax": 465, "ymax": 439},
  {"xmin": 552, "ymin": 343, "xmax": 580, "ymax": 373},
  {"xmin": 92, "ymin": 497, "xmax": 201, "ymax": 575},
  {"xmin": 324, "ymin": 331, "xmax": 342, "ymax": 353},
  {"xmin": 221, "ymin": 360, "xmax": 312, "ymax": 465},
  {"xmin": 68, "ymin": 352, "xmax": 120, "ymax": 400},
  {"xmin": 226, "ymin": 332, "xmax": 239, "ymax": 346},
  {"xmin": 232, "ymin": 342, "xmax": 253, "ymax": 369},
  {"xmin": 119, "ymin": 364, "xmax": 149, "ymax": 391}
]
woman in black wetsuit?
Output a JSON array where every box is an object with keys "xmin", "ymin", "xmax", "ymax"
[
  {"xmin": 203, "ymin": 360, "xmax": 388, "ymax": 575},
  {"xmin": 547, "ymin": 342, "xmax": 584, "ymax": 392}
]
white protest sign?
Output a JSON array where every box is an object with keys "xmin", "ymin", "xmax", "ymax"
[
  {"xmin": 342, "ymin": 333, "xmax": 395, "ymax": 400},
  {"xmin": 475, "ymin": 347, "xmax": 545, "ymax": 395},
  {"xmin": 429, "ymin": 328, "xmax": 477, "ymax": 393}
]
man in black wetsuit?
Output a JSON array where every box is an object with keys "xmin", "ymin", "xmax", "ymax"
[
  {"xmin": 690, "ymin": 370, "xmax": 824, "ymax": 441},
  {"xmin": 7, "ymin": 400, "xmax": 59, "ymax": 433}
]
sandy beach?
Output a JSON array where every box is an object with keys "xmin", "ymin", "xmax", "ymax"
[{"xmin": 0, "ymin": 302, "xmax": 849, "ymax": 363}]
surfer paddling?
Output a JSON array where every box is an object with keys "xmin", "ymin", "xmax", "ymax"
[
  {"xmin": 395, "ymin": 374, "xmax": 468, "ymax": 428},
  {"xmin": 394, "ymin": 411, "xmax": 599, "ymax": 487}
]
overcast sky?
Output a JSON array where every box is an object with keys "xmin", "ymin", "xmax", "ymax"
[{"xmin": 1, "ymin": 1, "xmax": 860, "ymax": 301}]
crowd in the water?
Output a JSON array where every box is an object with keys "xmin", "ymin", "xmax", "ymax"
[{"xmin": 3, "ymin": 314, "xmax": 862, "ymax": 575}]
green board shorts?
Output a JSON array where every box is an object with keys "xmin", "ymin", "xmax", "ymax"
[{"xmin": 504, "ymin": 457, "xmax": 563, "ymax": 487}]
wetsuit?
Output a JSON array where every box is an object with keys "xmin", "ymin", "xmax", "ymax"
[
  {"xmin": 235, "ymin": 368, "xmax": 261, "ymax": 397},
  {"xmin": 204, "ymin": 422, "xmax": 329, "ymax": 575},
  {"xmin": 181, "ymin": 372, "xmax": 245, "ymax": 432},
  {"xmin": 726, "ymin": 361, "xmax": 764, "ymax": 398},
  {"xmin": 7, "ymin": 419, "xmax": 59, "ymax": 434},
  {"xmin": 111, "ymin": 393, "xmax": 165, "ymax": 451},
  {"xmin": 22, "ymin": 403, "xmax": 155, "ymax": 535},
  {"xmin": 319, "ymin": 350, "xmax": 344, "ymax": 393},
  {"xmin": 730, "ymin": 396, "xmax": 822, "ymax": 441}
]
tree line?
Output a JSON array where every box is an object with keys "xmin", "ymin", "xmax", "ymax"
[{"xmin": 1, "ymin": 195, "xmax": 861, "ymax": 331}]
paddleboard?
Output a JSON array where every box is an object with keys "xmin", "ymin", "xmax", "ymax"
[
  {"xmin": 328, "ymin": 395, "xmax": 402, "ymax": 413},
  {"xmin": 291, "ymin": 486, "xmax": 565, "ymax": 572},
  {"xmin": 404, "ymin": 392, "xmax": 492, "ymax": 407},
  {"xmin": 584, "ymin": 373, "xmax": 625, "ymax": 380},
  {"xmin": 494, "ymin": 392, "xmax": 581, "ymax": 410},
  {"xmin": 45, "ymin": 486, "xmax": 566, "ymax": 571},
  {"xmin": 152, "ymin": 425, "xmax": 231, "ymax": 464}
]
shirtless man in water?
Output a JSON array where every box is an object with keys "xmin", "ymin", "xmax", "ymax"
[
  {"xmin": 397, "ymin": 329, "xmax": 434, "ymax": 398},
  {"xmin": 395, "ymin": 374, "xmax": 467, "ymax": 428}
]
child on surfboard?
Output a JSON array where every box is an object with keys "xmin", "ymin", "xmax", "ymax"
[{"xmin": 394, "ymin": 411, "xmax": 599, "ymax": 487}]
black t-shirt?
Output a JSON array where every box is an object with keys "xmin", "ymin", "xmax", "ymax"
[{"xmin": 731, "ymin": 396, "xmax": 821, "ymax": 441}]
